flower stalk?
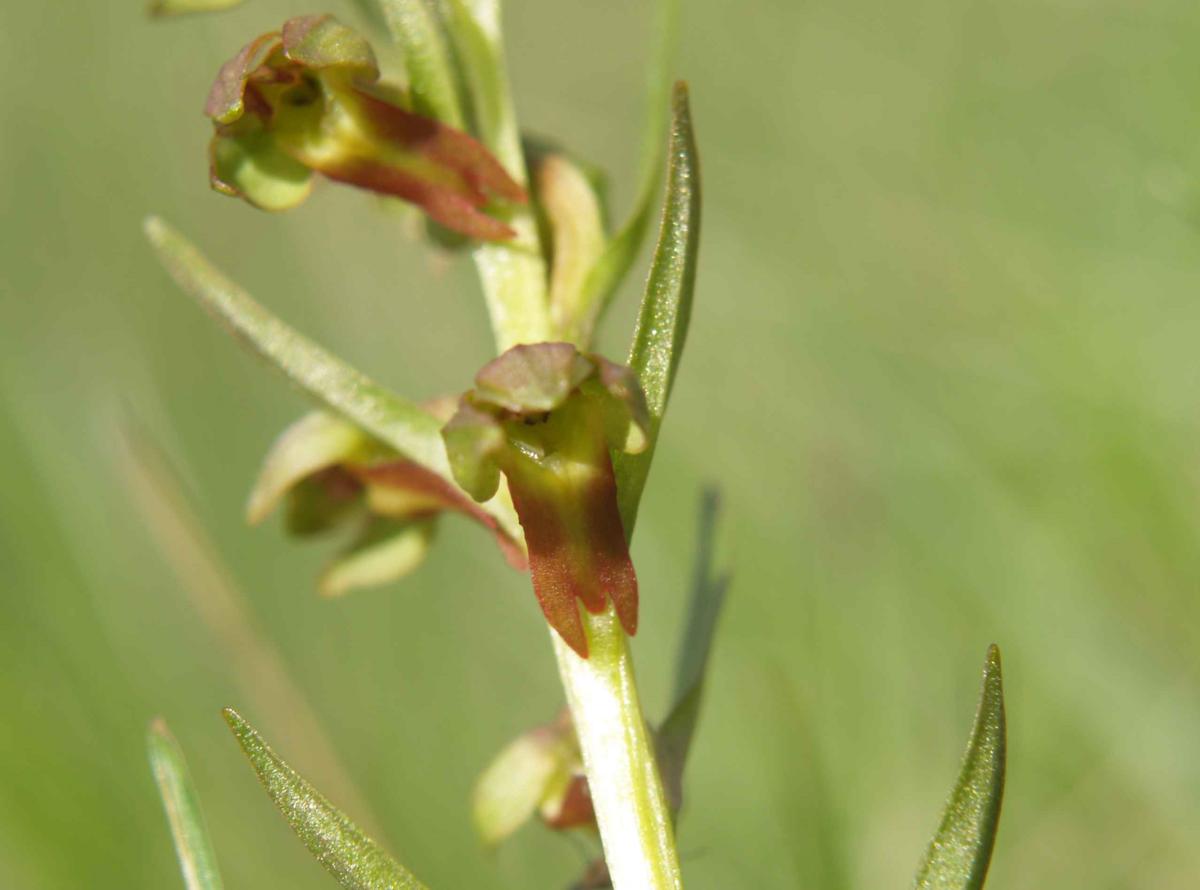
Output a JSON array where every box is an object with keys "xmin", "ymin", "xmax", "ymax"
[{"xmin": 552, "ymin": 608, "xmax": 683, "ymax": 890}]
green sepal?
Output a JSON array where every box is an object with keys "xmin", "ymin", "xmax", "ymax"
[
  {"xmin": 912, "ymin": 646, "xmax": 1007, "ymax": 890},
  {"xmin": 223, "ymin": 708, "xmax": 430, "ymax": 890},
  {"xmin": 473, "ymin": 341, "xmax": 593, "ymax": 413},
  {"xmin": 614, "ymin": 82, "xmax": 701, "ymax": 537},
  {"xmin": 210, "ymin": 125, "xmax": 314, "ymax": 212},
  {"xmin": 205, "ymin": 18, "xmax": 378, "ymax": 127},
  {"xmin": 318, "ymin": 517, "xmax": 437, "ymax": 598},
  {"xmin": 280, "ymin": 15, "xmax": 379, "ymax": 77},
  {"xmin": 246, "ymin": 411, "xmax": 375, "ymax": 526},
  {"xmin": 356, "ymin": 460, "xmax": 528, "ymax": 570},
  {"xmin": 147, "ymin": 719, "xmax": 226, "ymax": 890},
  {"xmin": 378, "ymin": 0, "xmax": 465, "ymax": 127},
  {"xmin": 284, "ymin": 469, "xmax": 364, "ymax": 537},
  {"xmin": 441, "ymin": 400, "xmax": 504, "ymax": 502}
]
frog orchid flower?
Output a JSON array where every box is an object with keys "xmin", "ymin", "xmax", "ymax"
[
  {"xmin": 204, "ymin": 14, "xmax": 525, "ymax": 240},
  {"xmin": 246, "ymin": 408, "xmax": 526, "ymax": 598},
  {"xmin": 442, "ymin": 343, "xmax": 649, "ymax": 656},
  {"xmin": 470, "ymin": 710, "xmax": 595, "ymax": 849}
]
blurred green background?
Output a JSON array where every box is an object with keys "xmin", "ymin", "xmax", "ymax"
[{"xmin": 3, "ymin": 0, "xmax": 1200, "ymax": 887}]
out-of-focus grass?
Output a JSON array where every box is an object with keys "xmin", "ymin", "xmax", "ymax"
[{"xmin": 2, "ymin": 1, "xmax": 1200, "ymax": 887}]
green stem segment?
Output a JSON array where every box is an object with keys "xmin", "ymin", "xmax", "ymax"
[
  {"xmin": 552, "ymin": 608, "xmax": 683, "ymax": 890},
  {"xmin": 381, "ymin": 0, "xmax": 550, "ymax": 351},
  {"xmin": 379, "ymin": 3, "xmax": 684, "ymax": 879}
]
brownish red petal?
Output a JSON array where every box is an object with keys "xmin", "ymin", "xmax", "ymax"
[
  {"xmin": 319, "ymin": 156, "xmax": 518, "ymax": 242},
  {"xmin": 354, "ymin": 88, "xmax": 527, "ymax": 206},
  {"xmin": 354, "ymin": 460, "xmax": 527, "ymax": 571}
]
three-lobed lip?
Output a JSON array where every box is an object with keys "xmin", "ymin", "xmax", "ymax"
[{"xmin": 443, "ymin": 342, "xmax": 650, "ymax": 656}]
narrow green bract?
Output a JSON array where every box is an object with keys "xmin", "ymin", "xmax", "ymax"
[
  {"xmin": 147, "ymin": 719, "xmax": 225, "ymax": 890},
  {"xmin": 440, "ymin": 0, "xmax": 525, "ymax": 181},
  {"xmin": 378, "ymin": 0, "xmax": 465, "ymax": 127},
  {"xmin": 145, "ymin": 215, "xmax": 524, "ymax": 543},
  {"xmin": 614, "ymin": 83, "xmax": 701, "ymax": 536},
  {"xmin": 579, "ymin": 0, "xmax": 681, "ymax": 322},
  {"xmin": 319, "ymin": 517, "xmax": 437, "ymax": 598},
  {"xmin": 656, "ymin": 489, "xmax": 729, "ymax": 812},
  {"xmin": 142, "ymin": 217, "xmax": 447, "ymax": 477},
  {"xmin": 912, "ymin": 646, "xmax": 1007, "ymax": 890},
  {"xmin": 223, "ymin": 708, "xmax": 429, "ymax": 890}
]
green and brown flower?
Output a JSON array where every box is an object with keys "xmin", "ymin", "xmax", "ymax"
[
  {"xmin": 471, "ymin": 710, "xmax": 593, "ymax": 848},
  {"xmin": 443, "ymin": 342, "xmax": 649, "ymax": 656},
  {"xmin": 205, "ymin": 15, "xmax": 525, "ymax": 240},
  {"xmin": 247, "ymin": 407, "xmax": 526, "ymax": 598}
]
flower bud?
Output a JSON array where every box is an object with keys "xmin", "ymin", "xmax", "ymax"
[{"xmin": 471, "ymin": 711, "xmax": 589, "ymax": 847}]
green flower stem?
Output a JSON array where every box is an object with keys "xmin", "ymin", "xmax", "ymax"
[
  {"xmin": 381, "ymin": 0, "xmax": 550, "ymax": 352},
  {"xmin": 551, "ymin": 607, "xmax": 683, "ymax": 890},
  {"xmin": 459, "ymin": 0, "xmax": 551, "ymax": 354},
  {"xmin": 473, "ymin": 226, "xmax": 551, "ymax": 352}
]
